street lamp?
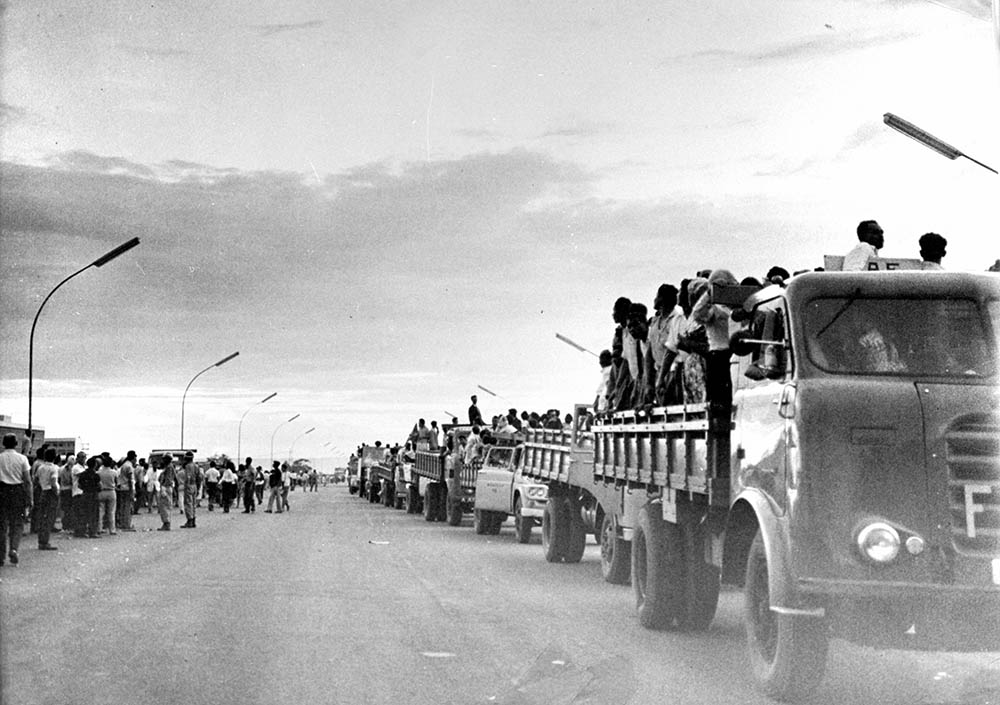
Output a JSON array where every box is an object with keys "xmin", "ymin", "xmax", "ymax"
[
  {"xmin": 180, "ymin": 351, "xmax": 239, "ymax": 448},
  {"xmin": 237, "ymin": 392, "xmax": 277, "ymax": 465},
  {"xmin": 883, "ymin": 112, "xmax": 997, "ymax": 174},
  {"xmin": 289, "ymin": 427, "xmax": 315, "ymax": 463},
  {"xmin": 28, "ymin": 236, "xmax": 141, "ymax": 449},
  {"xmin": 271, "ymin": 414, "xmax": 300, "ymax": 467}
]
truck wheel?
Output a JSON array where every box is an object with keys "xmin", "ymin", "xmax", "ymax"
[
  {"xmin": 434, "ymin": 486, "xmax": 448, "ymax": 522},
  {"xmin": 447, "ymin": 497, "xmax": 463, "ymax": 526},
  {"xmin": 394, "ymin": 493, "xmax": 405, "ymax": 510},
  {"xmin": 632, "ymin": 504, "xmax": 685, "ymax": 630},
  {"xmin": 600, "ymin": 513, "xmax": 631, "ymax": 585},
  {"xmin": 474, "ymin": 509, "xmax": 488, "ymax": 535},
  {"xmin": 382, "ymin": 484, "xmax": 394, "ymax": 507},
  {"xmin": 562, "ymin": 497, "xmax": 587, "ymax": 563},
  {"xmin": 423, "ymin": 487, "xmax": 436, "ymax": 522},
  {"xmin": 680, "ymin": 523, "xmax": 720, "ymax": 631},
  {"xmin": 514, "ymin": 498, "xmax": 532, "ymax": 544},
  {"xmin": 406, "ymin": 486, "xmax": 419, "ymax": 514},
  {"xmin": 744, "ymin": 531, "xmax": 828, "ymax": 700},
  {"xmin": 487, "ymin": 511, "xmax": 504, "ymax": 535},
  {"xmin": 542, "ymin": 497, "xmax": 568, "ymax": 562}
]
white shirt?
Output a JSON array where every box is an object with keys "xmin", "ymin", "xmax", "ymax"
[
  {"xmin": 72, "ymin": 463, "xmax": 85, "ymax": 496},
  {"xmin": 843, "ymin": 242, "xmax": 878, "ymax": 271},
  {"xmin": 0, "ymin": 448, "xmax": 30, "ymax": 485}
]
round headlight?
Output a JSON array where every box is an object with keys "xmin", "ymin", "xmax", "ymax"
[{"xmin": 857, "ymin": 522, "xmax": 900, "ymax": 563}]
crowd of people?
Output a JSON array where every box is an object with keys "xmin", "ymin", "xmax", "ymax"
[{"xmin": 0, "ymin": 435, "xmax": 322, "ymax": 570}]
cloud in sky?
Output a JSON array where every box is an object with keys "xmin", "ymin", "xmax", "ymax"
[{"xmin": 250, "ymin": 20, "xmax": 324, "ymax": 37}]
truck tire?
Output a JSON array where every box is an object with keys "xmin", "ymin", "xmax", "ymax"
[
  {"xmin": 744, "ymin": 531, "xmax": 828, "ymax": 700},
  {"xmin": 434, "ymin": 485, "xmax": 448, "ymax": 522},
  {"xmin": 680, "ymin": 523, "xmax": 720, "ymax": 631},
  {"xmin": 632, "ymin": 504, "xmax": 686, "ymax": 630},
  {"xmin": 394, "ymin": 493, "xmax": 405, "ymax": 510},
  {"xmin": 423, "ymin": 486, "xmax": 436, "ymax": 522},
  {"xmin": 406, "ymin": 485, "xmax": 420, "ymax": 514},
  {"xmin": 382, "ymin": 483, "xmax": 394, "ymax": 507},
  {"xmin": 514, "ymin": 497, "xmax": 532, "ymax": 544},
  {"xmin": 474, "ymin": 509, "xmax": 488, "ymax": 535},
  {"xmin": 487, "ymin": 511, "xmax": 504, "ymax": 535},
  {"xmin": 446, "ymin": 494, "xmax": 463, "ymax": 526},
  {"xmin": 562, "ymin": 497, "xmax": 587, "ymax": 563},
  {"xmin": 542, "ymin": 497, "xmax": 568, "ymax": 562},
  {"xmin": 600, "ymin": 513, "xmax": 631, "ymax": 585}
]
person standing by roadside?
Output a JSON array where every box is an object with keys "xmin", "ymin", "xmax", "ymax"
[
  {"xmin": 78, "ymin": 457, "xmax": 102, "ymax": 538},
  {"xmin": 156, "ymin": 456, "xmax": 175, "ymax": 531},
  {"xmin": 35, "ymin": 447, "xmax": 60, "ymax": 551},
  {"xmin": 0, "ymin": 434, "xmax": 33, "ymax": 565},
  {"xmin": 70, "ymin": 452, "xmax": 87, "ymax": 537},
  {"xmin": 241, "ymin": 458, "xmax": 256, "ymax": 513},
  {"xmin": 180, "ymin": 452, "xmax": 203, "ymax": 528},
  {"xmin": 97, "ymin": 455, "xmax": 119, "ymax": 535},
  {"xmin": 133, "ymin": 458, "xmax": 149, "ymax": 513},
  {"xmin": 281, "ymin": 463, "xmax": 292, "ymax": 512},
  {"xmin": 204, "ymin": 461, "xmax": 220, "ymax": 511},
  {"xmin": 116, "ymin": 451, "xmax": 137, "ymax": 531},
  {"xmin": 265, "ymin": 461, "xmax": 283, "ymax": 513},
  {"xmin": 58, "ymin": 454, "xmax": 75, "ymax": 534},
  {"xmin": 254, "ymin": 466, "xmax": 265, "ymax": 506},
  {"xmin": 219, "ymin": 464, "xmax": 237, "ymax": 513}
]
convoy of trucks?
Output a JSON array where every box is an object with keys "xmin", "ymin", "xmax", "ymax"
[{"xmin": 348, "ymin": 271, "xmax": 1000, "ymax": 700}]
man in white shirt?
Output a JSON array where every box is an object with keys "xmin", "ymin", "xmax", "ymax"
[
  {"xmin": 843, "ymin": 220, "xmax": 884, "ymax": 271},
  {"xmin": 35, "ymin": 447, "xmax": 60, "ymax": 550},
  {"xmin": 0, "ymin": 433, "xmax": 33, "ymax": 565}
]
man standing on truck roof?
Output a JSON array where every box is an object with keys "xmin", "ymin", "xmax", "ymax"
[
  {"xmin": 918, "ymin": 232, "xmax": 947, "ymax": 270},
  {"xmin": 468, "ymin": 396, "xmax": 484, "ymax": 426},
  {"xmin": 843, "ymin": 220, "xmax": 884, "ymax": 271}
]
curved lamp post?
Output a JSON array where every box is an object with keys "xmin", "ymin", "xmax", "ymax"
[
  {"xmin": 180, "ymin": 351, "xmax": 239, "ymax": 448},
  {"xmin": 289, "ymin": 427, "xmax": 315, "ymax": 463},
  {"xmin": 270, "ymin": 414, "xmax": 300, "ymax": 467},
  {"xmin": 237, "ymin": 392, "xmax": 276, "ymax": 465},
  {"xmin": 28, "ymin": 237, "xmax": 141, "ymax": 449}
]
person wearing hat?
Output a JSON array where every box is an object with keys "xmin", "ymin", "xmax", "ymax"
[{"xmin": 180, "ymin": 452, "xmax": 204, "ymax": 528}]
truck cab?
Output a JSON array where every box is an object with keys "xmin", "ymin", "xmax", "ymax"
[{"xmin": 473, "ymin": 443, "xmax": 548, "ymax": 540}]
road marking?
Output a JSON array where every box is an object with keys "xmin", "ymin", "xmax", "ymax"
[{"xmin": 421, "ymin": 652, "xmax": 455, "ymax": 659}]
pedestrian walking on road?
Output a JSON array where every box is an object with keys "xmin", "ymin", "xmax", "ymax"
[
  {"xmin": 281, "ymin": 463, "xmax": 291, "ymax": 512},
  {"xmin": 254, "ymin": 466, "xmax": 265, "ymax": 505},
  {"xmin": 156, "ymin": 457, "xmax": 175, "ymax": 531},
  {"xmin": 181, "ymin": 452, "xmax": 203, "ymax": 528},
  {"xmin": 204, "ymin": 461, "xmax": 220, "ymax": 511},
  {"xmin": 0, "ymin": 434, "xmax": 33, "ymax": 565},
  {"xmin": 265, "ymin": 462, "xmax": 283, "ymax": 513},
  {"xmin": 35, "ymin": 447, "xmax": 60, "ymax": 551}
]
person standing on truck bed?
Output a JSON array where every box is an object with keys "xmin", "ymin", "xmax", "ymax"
[
  {"xmin": 692, "ymin": 269, "xmax": 739, "ymax": 472},
  {"xmin": 606, "ymin": 296, "xmax": 634, "ymax": 413},
  {"xmin": 843, "ymin": 219, "xmax": 884, "ymax": 270},
  {"xmin": 464, "ymin": 427, "xmax": 483, "ymax": 466},
  {"xmin": 594, "ymin": 349, "xmax": 612, "ymax": 414},
  {"xmin": 626, "ymin": 301, "xmax": 653, "ymax": 408},
  {"xmin": 918, "ymin": 232, "xmax": 947, "ymax": 270},
  {"xmin": 653, "ymin": 285, "xmax": 687, "ymax": 405},
  {"xmin": 468, "ymin": 396, "xmax": 485, "ymax": 426}
]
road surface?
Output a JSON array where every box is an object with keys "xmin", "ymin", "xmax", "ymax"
[{"xmin": 2, "ymin": 487, "xmax": 998, "ymax": 704}]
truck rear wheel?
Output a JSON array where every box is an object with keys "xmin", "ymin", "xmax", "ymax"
[
  {"xmin": 680, "ymin": 523, "xmax": 720, "ymax": 631},
  {"xmin": 542, "ymin": 497, "xmax": 568, "ymax": 562},
  {"xmin": 407, "ymin": 486, "xmax": 421, "ymax": 514},
  {"xmin": 632, "ymin": 504, "xmax": 685, "ymax": 630},
  {"xmin": 474, "ymin": 509, "xmax": 489, "ymax": 535},
  {"xmin": 434, "ymin": 486, "xmax": 448, "ymax": 522},
  {"xmin": 562, "ymin": 497, "xmax": 587, "ymax": 563},
  {"xmin": 514, "ymin": 498, "xmax": 532, "ymax": 544},
  {"xmin": 600, "ymin": 513, "xmax": 631, "ymax": 585},
  {"xmin": 423, "ymin": 486, "xmax": 437, "ymax": 522},
  {"xmin": 446, "ymin": 495, "xmax": 463, "ymax": 526},
  {"xmin": 487, "ymin": 511, "xmax": 504, "ymax": 535},
  {"xmin": 744, "ymin": 531, "xmax": 828, "ymax": 700}
]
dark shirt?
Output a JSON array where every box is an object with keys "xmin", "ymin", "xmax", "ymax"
[
  {"xmin": 78, "ymin": 468, "xmax": 101, "ymax": 493},
  {"xmin": 269, "ymin": 468, "xmax": 283, "ymax": 488},
  {"xmin": 468, "ymin": 404, "xmax": 484, "ymax": 426}
]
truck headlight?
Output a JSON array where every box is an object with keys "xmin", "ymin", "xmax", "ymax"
[
  {"xmin": 856, "ymin": 522, "xmax": 900, "ymax": 563},
  {"xmin": 526, "ymin": 486, "xmax": 547, "ymax": 500}
]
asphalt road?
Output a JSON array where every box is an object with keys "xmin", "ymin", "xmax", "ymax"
[{"xmin": 2, "ymin": 487, "xmax": 998, "ymax": 705}]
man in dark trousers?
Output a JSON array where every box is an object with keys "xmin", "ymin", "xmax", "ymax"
[
  {"xmin": 0, "ymin": 433, "xmax": 33, "ymax": 565},
  {"xmin": 468, "ymin": 395, "xmax": 485, "ymax": 426}
]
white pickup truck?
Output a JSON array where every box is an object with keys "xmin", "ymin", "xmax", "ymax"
[{"xmin": 472, "ymin": 444, "xmax": 548, "ymax": 541}]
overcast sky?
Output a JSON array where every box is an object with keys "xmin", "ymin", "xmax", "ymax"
[{"xmin": 1, "ymin": 1, "xmax": 997, "ymax": 466}]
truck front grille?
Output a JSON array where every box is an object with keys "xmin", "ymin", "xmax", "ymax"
[{"xmin": 945, "ymin": 415, "xmax": 1000, "ymax": 556}]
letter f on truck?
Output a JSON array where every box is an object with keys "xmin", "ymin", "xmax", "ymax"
[{"xmin": 964, "ymin": 484, "xmax": 992, "ymax": 538}]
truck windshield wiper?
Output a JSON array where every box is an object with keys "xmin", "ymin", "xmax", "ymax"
[{"xmin": 816, "ymin": 287, "xmax": 862, "ymax": 339}]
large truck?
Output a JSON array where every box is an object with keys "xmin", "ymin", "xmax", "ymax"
[
  {"xmin": 591, "ymin": 272, "xmax": 1000, "ymax": 699},
  {"xmin": 472, "ymin": 443, "xmax": 549, "ymax": 540},
  {"xmin": 357, "ymin": 444, "xmax": 386, "ymax": 503}
]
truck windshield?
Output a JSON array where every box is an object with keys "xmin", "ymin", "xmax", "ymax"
[{"xmin": 805, "ymin": 297, "xmax": 994, "ymax": 377}]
